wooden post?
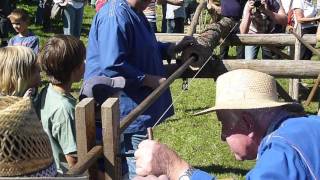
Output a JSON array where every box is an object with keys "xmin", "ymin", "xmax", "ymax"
[
  {"xmin": 75, "ymin": 98, "xmax": 97, "ymax": 179},
  {"xmin": 101, "ymin": 98, "xmax": 121, "ymax": 180},
  {"xmin": 288, "ymin": 46, "xmax": 294, "ymax": 98},
  {"xmin": 293, "ymin": 23, "xmax": 302, "ymax": 101},
  {"xmin": 68, "ymin": 145, "xmax": 103, "ymax": 175}
]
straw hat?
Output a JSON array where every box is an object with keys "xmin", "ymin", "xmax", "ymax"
[
  {"xmin": 194, "ymin": 69, "xmax": 300, "ymax": 115},
  {"xmin": 0, "ymin": 96, "xmax": 56, "ymax": 177}
]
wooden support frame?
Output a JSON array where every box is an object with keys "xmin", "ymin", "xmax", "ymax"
[
  {"xmin": 290, "ymin": 23, "xmax": 302, "ymax": 101},
  {"xmin": 155, "ymin": 33, "xmax": 317, "ymax": 45},
  {"xmin": 164, "ymin": 60, "xmax": 320, "ymax": 79},
  {"xmin": 101, "ymin": 98, "xmax": 121, "ymax": 180},
  {"xmin": 75, "ymin": 98, "xmax": 98, "ymax": 179}
]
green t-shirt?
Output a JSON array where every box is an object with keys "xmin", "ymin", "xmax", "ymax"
[{"xmin": 38, "ymin": 84, "xmax": 77, "ymax": 174}]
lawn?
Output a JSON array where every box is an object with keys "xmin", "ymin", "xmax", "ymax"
[{"xmin": 17, "ymin": 1, "xmax": 320, "ymax": 179}]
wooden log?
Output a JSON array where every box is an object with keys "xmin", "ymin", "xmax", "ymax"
[
  {"xmin": 187, "ymin": 0, "xmax": 207, "ymax": 35},
  {"xmin": 75, "ymin": 98, "xmax": 97, "ymax": 180},
  {"xmin": 164, "ymin": 60, "xmax": 320, "ymax": 79},
  {"xmin": 155, "ymin": 33, "xmax": 316, "ymax": 45},
  {"xmin": 68, "ymin": 145, "xmax": 103, "ymax": 175},
  {"xmin": 305, "ymin": 74, "xmax": 320, "ymax": 105},
  {"xmin": 101, "ymin": 98, "xmax": 121, "ymax": 180},
  {"xmin": 292, "ymin": 24, "xmax": 302, "ymax": 101},
  {"xmin": 288, "ymin": 26, "xmax": 320, "ymax": 57},
  {"xmin": 264, "ymin": 45, "xmax": 292, "ymax": 59}
]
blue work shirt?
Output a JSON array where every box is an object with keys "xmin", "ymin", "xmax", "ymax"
[
  {"xmin": 192, "ymin": 115, "xmax": 320, "ymax": 180},
  {"xmin": 84, "ymin": 0, "xmax": 174, "ymax": 133}
]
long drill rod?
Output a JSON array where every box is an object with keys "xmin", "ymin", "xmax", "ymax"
[{"xmin": 119, "ymin": 56, "xmax": 197, "ymax": 133}]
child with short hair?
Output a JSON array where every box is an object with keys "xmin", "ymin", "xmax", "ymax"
[
  {"xmin": 8, "ymin": 9, "xmax": 39, "ymax": 53},
  {"xmin": 0, "ymin": 46, "xmax": 41, "ymax": 97},
  {"xmin": 37, "ymin": 34, "xmax": 85, "ymax": 174}
]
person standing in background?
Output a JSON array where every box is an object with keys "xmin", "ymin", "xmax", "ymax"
[
  {"xmin": 0, "ymin": 0, "xmax": 11, "ymax": 47},
  {"xmin": 143, "ymin": 0, "xmax": 157, "ymax": 32},
  {"xmin": 8, "ymin": 9, "xmax": 40, "ymax": 53},
  {"xmin": 281, "ymin": 0, "xmax": 318, "ymax": 59},
  {"xmin": 207, "ymin": 0, "xmax": 246, "ymax": 59},
  {"xmin": 239, "ymin": 0, "xmax": 287, "ymax": 60},
  {"xmin": 53, "ymin": 0, "xmax": 84, "ymax": 38},
  {"xmin": 166, "ymin": 3, "xmax": 185, "ymax": 33},
  {"xmin": 36, "ymin": 0, "xmax": 53, "ymax": 32}
]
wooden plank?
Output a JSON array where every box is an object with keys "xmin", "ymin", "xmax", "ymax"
[
  {"xmin": 293, "ymin": 24, "xmax": 302, "ymax": 101},
  {"xmin": 101, "ymin": 98, "xmax": 121, "ymax": 180},
  {"xmin": 68, "ymin": 145, "xmax": 103, "ymax": 176},
  {"xmin": 75, "ymin": 98, "xmax": 97, "ymax": 180},
  {"xmin": 155, "ymin": 33, "xmax": 316, "ymax": 45},
  {"xmin": 163, "ymin": 60, "xmax": 320, "ymax": 79}
]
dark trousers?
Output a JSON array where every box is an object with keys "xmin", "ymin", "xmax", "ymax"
[
  {"xmin": 301, "ymin": 26, "xmax": 317, "ymax": 60},
  {"xmin": 220, "ymin": 20, "xmax": 244, "ymax": 59},
  {"xmin": 35, "ymin": 0, "xmax": 52, "ymax": 31},
  {"xmin": 167, "ymin": 17, "xmax": 184, "ymax": 33},
  {"xmin": 161, "ymin": 4, "xmax": 167, "ymax": 33}
]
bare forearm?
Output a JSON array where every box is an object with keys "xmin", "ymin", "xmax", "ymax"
[
  {"xmin": 65, "ymin": 154, "xmax": 77, "ymax": 168},
  {"xmin": 167, "ymin": 158, "xmax": 190, "ymax": 180},
  {"xmin": 297, "ymin": 16, "xmax": 320, "ymax": 23},
  {"xmin": 263, "ymin": 9, "xmax": 287, "ymax": 26},
  {"xmin": 240, "ymin": 13, "xmax": 251, "ymax": 34}
]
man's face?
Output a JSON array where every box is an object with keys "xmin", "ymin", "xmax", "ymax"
[{"xmin": 216, "ymin": 110, "xmax": 260, "ymax": 161}]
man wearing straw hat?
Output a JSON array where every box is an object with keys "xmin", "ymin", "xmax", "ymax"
[{"xmin": 133, "ymin": 69, "xmax": 320, "ymax": 179}]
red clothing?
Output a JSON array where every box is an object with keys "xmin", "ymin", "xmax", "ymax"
[{"xmin": 96, "ymin": 0, "xmax": 107, "ymax": 12}]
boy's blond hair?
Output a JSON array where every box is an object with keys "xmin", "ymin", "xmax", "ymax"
[
  {"xmin": 8, "ymin": 9, "xmax": 30, "ymax": 24},
  {"xmin": 0, "ymin": 46, "xmax": 37, "ymax": 96}
]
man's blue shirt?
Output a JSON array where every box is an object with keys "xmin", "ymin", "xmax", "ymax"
[
  {"xmin": 85, "ymin": 0, "xmax": 173, "ymax": 133},
  {"xmin": 192, "ymin": 115, "xmax": 320, "ymax": 179}
]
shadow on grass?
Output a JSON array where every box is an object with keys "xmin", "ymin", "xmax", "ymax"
[
  {"xmin": 184, "ymin": 106, "xmax": 212, "ymax": 113},
  {"xmin": 194, "ymin": 164, "xmax": 249, "ymax": 177}
]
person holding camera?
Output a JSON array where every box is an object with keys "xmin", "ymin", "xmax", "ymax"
[
  {"xmin": 240, "ymin": 0, "xmax": 287, "ymax": 60},
  {"xmin": 281, "ymin": 0, "xmax": 318, "ymax": 60}
]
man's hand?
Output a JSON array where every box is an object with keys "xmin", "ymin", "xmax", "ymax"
[
  {"xmin": 23, "ymin": 88, "xmax": 35, "ymax": 98},
  {"xmin": 247, "ymin": 0, "xmax": 255, "ymax": 13},
  {"xmin": 142, "ymin": 75, "xmax": 166, "ymax": 89},
  {"xmin": 168, "ymin": 36, "xmax": 196, "ymax": 57},
  {"xmin": 135, "ymin": 140, "xmax": 190, "ymax": 179}
]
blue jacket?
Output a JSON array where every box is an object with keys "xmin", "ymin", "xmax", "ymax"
[
  {"xmin": 192, "ymin": 115, "xmax": 320, "ymax": 180},
  {"xmin": 84, "ymin": 0, "xmax": 173, "ymax": 133}
]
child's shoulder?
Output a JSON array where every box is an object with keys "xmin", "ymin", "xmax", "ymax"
[
  {"xmin": 39, "ymin": 85, "xmax": 76, "ymax": 122},
  {"xmin": 41, "ymin": 84, "xmax": 76, "ymax": 110}
]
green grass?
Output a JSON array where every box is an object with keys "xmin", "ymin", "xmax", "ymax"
[{"xmin": 18, "ymin": 2, "xmax": 320, "ymax": 179}]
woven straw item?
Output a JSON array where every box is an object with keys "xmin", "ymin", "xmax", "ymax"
[
  {"xmin": 194, "ymin": 69, "xmax": 300, "ymax": 115},
  {"xmin": 0, "ymin": 96, "xmax": 53, "ymax": 176}
]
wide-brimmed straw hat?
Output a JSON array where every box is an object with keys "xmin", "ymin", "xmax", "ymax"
[
  {"xmin": 0, "ymin": 96, "xmax": 56, "ymax": 177},
  {"xmin": 194, "ymin": 69, "xmax": 300, "ymax": 115}
]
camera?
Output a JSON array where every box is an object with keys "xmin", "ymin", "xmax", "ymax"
[{"xmin": 253, "ymin": 0, "xmax": 262, "ymax": 7}]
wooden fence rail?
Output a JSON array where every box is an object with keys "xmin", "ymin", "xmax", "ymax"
[{"xmin": 155, "ymin": 33, "xmax": 317, "ymax": 45}]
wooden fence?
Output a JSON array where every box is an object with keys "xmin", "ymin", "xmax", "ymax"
[{"xmin": 68, "ymin": 30, "xmax": 320, "ymax": 179}]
